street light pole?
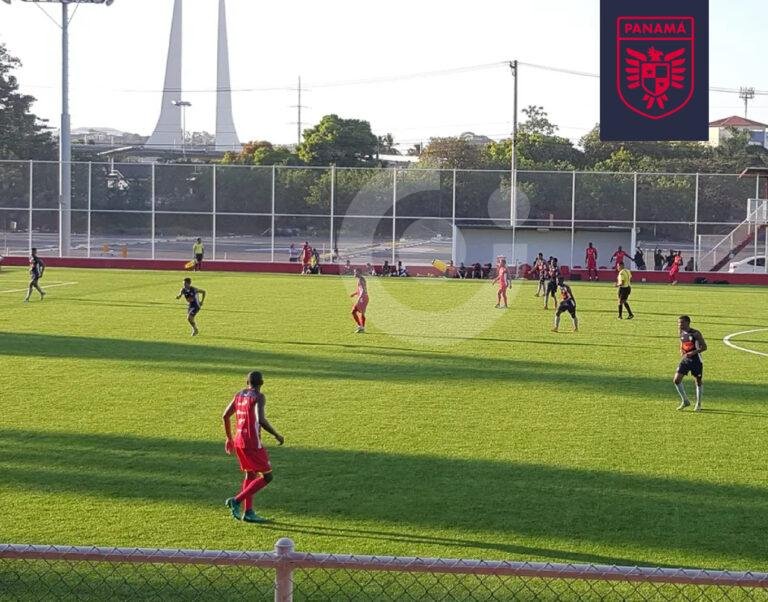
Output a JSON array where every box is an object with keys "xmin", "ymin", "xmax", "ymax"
[
  {"xmin": 172, "ymin": 100, "xmax": 192, "ymax": 159},
  {"xmin": 2, "ymin": 0, "xmax": 116, "ymax": 257}
]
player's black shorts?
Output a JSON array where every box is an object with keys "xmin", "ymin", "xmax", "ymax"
[
  {"xmin": 618, "ymin": 286, "xmax": 631, "ymax": 301},
  {"xmin": 546, "ymin": 281, "xmax": 557, "ymax": 294},
  {"xmin": 195, "ymin": 254, "xmax": 203, "ymax": 263},
  {"xmin": 187, "ymin": 304, "xmax": 200, "ymax": 317},
  {"xmin": 677, "ymin": 355, "xmax": 703, "ymax": 378},
  {"xmin": 557, "ymin": 300, "xmax": 576, "ymax": 316}
]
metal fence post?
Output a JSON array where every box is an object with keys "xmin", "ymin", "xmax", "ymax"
[
  {"xmin": 569, "ymin": 171, "xmax": 576, "ymax": 269},
  {"xmin": 271, "ymin": 165, "xmax": 276, "ymax": 263},
  {"xmin": 392, "ymin": 167, "xmax": 397, "ymax": 265},
  {"xmin": 330, "ymin": 165, "xmax": 335, "ymax": 262},
  {"xmin": 87, "ymin": 162, "xmax": 92, "ymax": 258},
  {"xmin": 631, "ymin": 172, "xmax": 638, "ymax": 253},
  {"xmin": 151, "ymin": 164, "xmax": 156, "ymax": 260},
  {"xmin": 212, "ymin": 165, "xmax": 217, "ymax": 261},
  {"xmin": 693, "ymin": 173, "xmax": 699, "ymax": 270},
  {"xmin": 274, "ymin": 537, "xmax": 295, "ymax": 602},
  {"xmin": 28, "ymin": 160, "xmax": 33, "ymax": 254},
  {"xmin": 451, "ymin": 168, "xmax": 457, "ymax": 265}
]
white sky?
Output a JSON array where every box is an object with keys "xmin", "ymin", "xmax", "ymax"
[{"xmin": 1, "ymin": 0, "xmax": 767, "ymax": 149}]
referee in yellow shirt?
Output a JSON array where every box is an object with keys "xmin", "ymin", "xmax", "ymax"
[
  {"xmin": 614, "ymin": 262, "xmax": 634, "ymax": 319},
  {"xmin": 192, "ymin": 238, "xmax": 205, "ymax": 271}
]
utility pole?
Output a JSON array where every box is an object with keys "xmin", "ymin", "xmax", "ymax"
[
  {"xmin": 739, "ymin": 87, "xmax": 755, "ymax": 119},
  {"xmin": 290, "ymin": 76, "xmax": 308, "ymax": 146}
]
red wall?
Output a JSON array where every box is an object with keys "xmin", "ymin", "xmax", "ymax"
[{"xmin": 3, "ymin": 256, "xmax": 768, "ymax": 285}]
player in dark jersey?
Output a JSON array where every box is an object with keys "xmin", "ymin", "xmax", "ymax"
[
  {"xmin": 543, "ymin": 259, "xmax": 559, "ymax": 310},
  {"xmin": 552, "ymin": 276, "xmax": 578, "ymax": 332},
  {"xmin": 222, "ymin": 371, "xmax": 284, "ymax": 523},
  {"xmin": 24, "ymin": 248, "xmax": 45, "ymax": 302},
  {"xmin": 175, "ymin": 277, "xmax": 206, "ymax": 336},
  {"xmin": 674, "ymin": 315, "xmax": 707, "ymax": 411}
]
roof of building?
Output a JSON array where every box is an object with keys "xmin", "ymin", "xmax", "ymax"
[{"xmin": 709, "ymin": 116, "xmax": 768, "ymax": 128}]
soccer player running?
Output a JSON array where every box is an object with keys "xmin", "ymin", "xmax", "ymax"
[
  {"xmin": 552, "ymin": 276, "xmax": 578, "ymax": 332},
  {"xmin": 192, "ymin": 238, "xmax": 204, "ymax": 271},
  {"xmin": 610, "ymin": 245, "xmax": 630, "ymax": 269},
  {"xmin": 175, "ymin": 277, "xmax": 206, "ymax": 336},
  {"xmin": 614, "ymin": 262, "xmax": 635, "ymax": 319},
  {"xmin": 674, "ymin": 315, "xmax": 707, "ymax": 411},
  {"xmin": 350, "ymin": 269, "xmax": 369, "ymax": 333},
  {"xmin": 492, "ymin": 258, "xmax": 509, "ymax": 308},
  {"xmin": 585, "ymin": 242, "xmax": 598, "ymax": 281},
  {"xmin": 24, "ymin": 248, "xmax": 45, "ymax": 302},
  {"xmin": 543, "ymin": 259, "xmax": 559, "ymax": 310},
  {"xmin": 222, "ymin": 371, "xmax": 284, "ymax": 523}
]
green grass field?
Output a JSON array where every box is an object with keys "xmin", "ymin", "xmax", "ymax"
[{"xmin": 1, "ymin": 266, "xmax": 767, "ymax": 575}]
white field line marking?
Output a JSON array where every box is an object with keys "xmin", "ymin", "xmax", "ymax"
[
  {"xmin": 722, "ymin": 328, "xmax": 768, "ymax": 358},
  {"xmin": 0, "ymin": 281, "xmax": 79, "ymax": 295}
]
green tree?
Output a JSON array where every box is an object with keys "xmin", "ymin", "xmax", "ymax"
[
  {"xmin": 221, "ymin": 140, "xmax": 301, "ymax": 166},
  {"xmin": 298, "ymin": 115, "xmax": 378, "ymax": 167},
  {"xmin": 518, "ymin": 105, "xmax": 558, "ymax": 136},
  {"xmin": 419, "ymin": 137, "xmax": 488, "ymax": 169},
  {"xmin": 0, "ymin": 43, "xmax": 54, "ymax": 160}
]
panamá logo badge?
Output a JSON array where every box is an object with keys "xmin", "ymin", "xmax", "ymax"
[{"xmin": 616, "ymin": 16, "xmax": 694, "ymax": 120}]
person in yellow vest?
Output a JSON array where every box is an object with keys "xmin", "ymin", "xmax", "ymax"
[
  {"xmin": 193, "ymin": 238, "xmax": 205, "ymax": 271},
  {"xmin": 614, "ymin": 262, "xmax": 634, "ymax": 319}
]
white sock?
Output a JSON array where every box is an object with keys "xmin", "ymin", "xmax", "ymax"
[
  {"xmin": 695, "ymin": 384, "xmax": 702, "ymax": 406},
  {"xmin": 675, "ymin": 382, "xmax": 688, "ymax": 403}
]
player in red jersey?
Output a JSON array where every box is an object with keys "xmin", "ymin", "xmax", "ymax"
[
  {"xmin": 668, "ymin": 251, "xmax": 683, "ymax": 285},
  {"xmin": 585, "ymin": 242, "xmax": 598, "ymax": 281},
  {"xmin": 492, "ymin": 258, "xmax": 509, "ymax": 308},
  {"xmin": 222, "ymin": 371, "xmax": 284, "ymax": 523},
  {"xmin": 350, "ymin": 269, "xmax": 369, "ymax": 333},
  {"xmin": 301, "ymin": 241, "xmax": 312, "ymax": 274},
  {"xmin": 610, "ymin": 246, "xmax": 630, "ymax": 269}
]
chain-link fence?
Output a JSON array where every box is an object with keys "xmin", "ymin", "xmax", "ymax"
[
  {"xmin": 1, "ymin": 161, "xmax": 766, "ymax": 272},
  {"xmin": 2, "ymin": 539, "xmax": 768, "ymax": 601}
]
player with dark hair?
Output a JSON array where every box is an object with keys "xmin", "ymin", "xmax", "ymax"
[
  {"xmin": 585, "ymin": 242, "xmax": 598, "ymax": 281},
  {"xmin": 614, "ymin": 262, "xmax": 634, "ymax": 319},
  {"xmin": 222, "ymin": 371, "xmax": 284, "ymax": 523},
  {"xmin": 610, "ymin": 246, "xmax": 630, "ymax": 269},
  {"xmin": 175, "ymin": 277, "xmax": 206, "ymax": 336},
  {"xmin": 492, "ymin": 258, "xmax": 509, "ymax": 308},
  {"xmin": 192, "ymin": 238, "xmax": 204, "ymax": 271},
  {"xmin": 351, "ymin": 269, "xmax": 369, "ymax": 333},
  {"xmin": 543, "ymin": 258, "xmax": 559, "ymax": 310},
  {"xmin": 24, "ymin": 247, "xmax": 45, "ymax": 302},
  {"xmin": 674, "ymin": 316, "xmax": 707, "ymax": 411},
  {"xmin": 552, "ymin": 276, "xmax": 578, "ymax": 332},
  {"xmin": 668, "ymin": 251, "xmax": 683, "ymax": 285},
  {"xmin": 533, "ymin": 253, "xmax": 546, "ymax": 296}
]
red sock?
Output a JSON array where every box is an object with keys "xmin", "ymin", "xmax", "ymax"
[
  {"xmin": 235, "ymin": 476, "xmax": 267, "ymax": 504},
  {"xmin": 241, "ymin": 476, "xmax": 254, "ymax": 511}
]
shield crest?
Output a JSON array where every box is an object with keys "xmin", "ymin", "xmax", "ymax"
[{"xmin": 616, "ymin": 17, "xmax": 694, "ymax": 120}]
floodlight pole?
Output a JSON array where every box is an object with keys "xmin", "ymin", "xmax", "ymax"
[
  {"xmin": 509, "ymin": 60, "xmax": 518, "ymax": 268},
  {"xmin": 60, "ymin": 0, "xmax": 71, "ymax": 257}
]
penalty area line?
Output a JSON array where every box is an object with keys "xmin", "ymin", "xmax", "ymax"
[
  {"xmin": 0, "ymin": 281, "xmax": 79, "ymax": 295},
  {"xmin": 722, "ymin": 328, "xmax": 768, "ymax": 358}
]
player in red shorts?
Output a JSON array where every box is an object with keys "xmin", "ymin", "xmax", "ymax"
[
  {"xmin": 610, "ymin": 246, "xmax": 630, "ymax": 269},
  {"xmin": 585, "ymin": 242, "xmax": 598, "ymax": 281},
  {"xmin": 222, "ymin": 371, "xmax": 284, "ymax": 523},
  {"xmin": 668, "ymin": 251, "xmax": 683, "ymax": 284},
  {"xmin": 492, "ymin": 258, "xmax": 509, "ymax": 308},
  {"xmin": 301, "ymin": 241, "xmax": 312, "ymax": 275},
  {"xmin": 350, "ymin": 269, "xmax": 369, "ymax": 333}
]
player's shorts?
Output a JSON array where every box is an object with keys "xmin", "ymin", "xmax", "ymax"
[
  {"xmin": 195, "ymin": 253, "xmax": 203, "ymax": 263},
  {"xmin": 587, "ymin": 261, "xmax": 596, "ymax": 269},
  {"xmin": 546, "ymin": 281, "xmax": 557, "ymax": 294},
  {"xmin": 677, "ymin": 355, "xmax": 703, "ymax": 378},
  {"xmin": 187, "ymin": 303, "xmax": 200, "ymax": 317},
  {"xmin": 618, "ymin": 286, "xmax": 631, "ymax": 301},
  {"xmin": 29, "ymin": 272, "xmax": 41, "ymax": 283},
  {"xmin": 235, "ymin": 446, "xmax": 272, "ymax": 473},
  {"xmin": 557, "ymin": 300, "xmax": 576, "ymax": 316},
  {"xmin": 354, "ymin": 297, "xmax": 369, "ymax": 313}
]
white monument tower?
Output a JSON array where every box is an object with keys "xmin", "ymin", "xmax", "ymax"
[
  {"xmin": 146, "ymin": 0, "xmax": 183, "ymax": 149},
  {"xmin": 215, "ymin": 0, "xmax": 241, "ymax": 151},
  {"xmin": 146, "ymin": 0, "xmax": 241, "ymax": 152}
]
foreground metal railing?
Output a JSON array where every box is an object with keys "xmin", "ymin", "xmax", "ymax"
[{"xmin": 2, "ymin": 539, "xmax": 768, "ymax": 600}]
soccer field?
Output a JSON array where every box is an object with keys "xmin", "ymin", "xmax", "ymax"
[{"xmin": 1, "ymin": 267, "xmax": 767, "ymax": 573}]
